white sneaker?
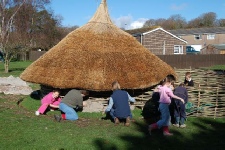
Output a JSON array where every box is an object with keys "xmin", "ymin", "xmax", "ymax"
[
  {"xmin": 180, "ymin": 124, "xmax": 186, "ymax": 128},
  {"xmin": 173, "ymin": 124, "xmax": 180, "ymax": 128},
  {"xmin": 35, "ymin": 111, "xmax": 40, "ymax": 116}
]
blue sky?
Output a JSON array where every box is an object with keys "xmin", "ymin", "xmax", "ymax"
[{"xmin": 49, "ymin": 0, "xmax": 225, "ymax": 29}]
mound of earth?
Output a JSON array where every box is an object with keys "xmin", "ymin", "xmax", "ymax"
[{"xmin": 0, "ymin": 75, "xmax": 33, "ymax": 95}]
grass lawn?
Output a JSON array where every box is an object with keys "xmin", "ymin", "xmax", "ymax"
[
  {"xmin": 0, "ymin": 61, "xmax": 33, "ymax": 77},
  {"xmin": 0, "ymin": 61, "xmax": 225, "ymax": 149},
  {"xmin": 209, "ymin": 65, "xmax": 225, "ymax": 71},
  {"xmin": 0, "ymin": 94, "xmax": 225, "ymax": 150}
]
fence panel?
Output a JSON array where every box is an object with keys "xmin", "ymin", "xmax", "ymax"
[{"xmin": 157, "ymin": 54, "xmax": 225, "ymax": 69}]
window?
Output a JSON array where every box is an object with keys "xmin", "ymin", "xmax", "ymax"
[
  {"xmin": 207, "ymin": 34, "xmax": 215, "ymax": 40},
  {"xmin": 194, "ymin": 34, "xmax": 202, "ymax": 40},
  {"xmin": 174, "ymin": 45, "xmax": 183, "ymax": 54}
]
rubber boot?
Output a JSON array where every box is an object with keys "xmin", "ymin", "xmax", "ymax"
[
  {"xmin": 148, "ymin": 123, "xmax": 158, "ymax": 135},
  {"xmin": 163, "ymin": 126, "xmax": 173, "ymax": 136}
]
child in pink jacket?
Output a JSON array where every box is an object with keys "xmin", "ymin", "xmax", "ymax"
[
  {"xmin": 148, "ymin": 75, "xmax": 184, "ymax": 136},
  {"xmin": 35, "ymin": 89, "xmax": 61, "ymax": 115}
]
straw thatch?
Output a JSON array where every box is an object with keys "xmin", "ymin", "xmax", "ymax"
[{"xmin": 20, "ymin": 0, "xmax": 176, "ymax": 91}]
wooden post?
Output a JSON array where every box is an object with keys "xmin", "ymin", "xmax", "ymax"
[
  {"xmin": 197, "ymin": 83, "xmax": 201, "ymax": 115},
  {"xmin": 214, "ymin": 88, "xmax": 218, "ymax": 119}
]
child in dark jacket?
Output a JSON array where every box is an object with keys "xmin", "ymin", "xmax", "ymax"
[
  {"xmin": 184, "ymin": 72, "xmax": 194, "ymax": 86},
  {"xmin": 173, "ymin": 83, "xmax": 188, "ymax": 128},
  {"xmin": 104, "ymin": 81, "xmax": 135, "ymax": 126}
]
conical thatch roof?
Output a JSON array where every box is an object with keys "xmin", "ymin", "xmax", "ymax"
[{"xmin": 20, "ymin": 0, "xmax": 176, "ymax": 91}]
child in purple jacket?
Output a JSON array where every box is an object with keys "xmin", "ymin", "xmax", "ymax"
[{"xmin": 35, "ymin": 89, "xmax": 61, "ymax": 115}]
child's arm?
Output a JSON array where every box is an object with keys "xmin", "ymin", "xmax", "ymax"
[
  {"xmin": 49, "ymin": 104, "xmax": 59, "ymax": 108},
  {"xmin": 172, "ymin": 95, "xmax": 184, "ymax": 104}
]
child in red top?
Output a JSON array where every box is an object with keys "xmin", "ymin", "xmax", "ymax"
[
  {"xmin": 148, "ymin": 75, "xmax": 184, "ymax": 136},
  {"xmin": 35, "ymin": 89, "xmax": 61, "ymax": 115}
]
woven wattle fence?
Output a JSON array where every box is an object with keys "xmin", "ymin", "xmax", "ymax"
[
  {"xmin": 175, "ymin": 68, "xmax": 225, "ymax": 118},
  {"xmin": 87, "ymin": 68, "xmax": 225, "ymax": 118}
]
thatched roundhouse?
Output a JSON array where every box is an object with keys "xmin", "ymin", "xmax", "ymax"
[{"xmin": 20, "ymin": 0, "xmax": 176, "ymax": 91}]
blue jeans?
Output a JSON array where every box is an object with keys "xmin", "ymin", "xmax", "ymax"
[
  {"xmin": 109, "ymin": 108, "xmax": 132, "ymax": 119},
  {"xmin": 157, "ymin": 103, "xmax": 171, "ymax": 128},
  {"xmin": 59, "ymin": 103, "xmax": 78, "ymax": 121}
]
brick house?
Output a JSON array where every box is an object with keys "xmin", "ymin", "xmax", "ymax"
[
  {"xmin": 169, "ymin": 27, "xmax": 225, "ymax": 51},
  {"xmin": 201, "ymin": 44, "xmax": 225, "ymax": 54},
  {"xmin": 126, "ymin": 27, "xmax": 187, "ymax": 55}
]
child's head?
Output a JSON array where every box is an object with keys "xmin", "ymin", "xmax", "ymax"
[
  {"xmin": 52, "ymin": 89, "xmax": 60, "ymax": 98},
  {"xmin": 185, "ymin": 72, "xmax": 191, "ymax": 79},
  {"xmin": 179, "ymin": 83, "xmax": 185, "ymax": 87},
  {"xmin": 161, "ymin": 75, "xmax": 175, "ymax": 86},
  {"xmin": 166, "ymin": 74, "xmax": 175, "ymax": 82},
  {"xmin": 112, "ymin": 81, "xmax": 120, "ymax": 91},
  {"xmin": 81, "ymin": 90, "xmax": 89, "ymax": 97}
]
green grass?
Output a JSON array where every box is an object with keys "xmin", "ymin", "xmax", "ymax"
[
  {"xmin": 209, "ymin": 65, "xmax": 225, "ymax": 71},
  {"xmin": 1, "ymin": 61, "xmax": 225, "ymax": 149},
  {"xmin": 0, "ymin": 61, "xmax": 33, "ymax": 77},
  {"xmin": 0, "ymin": 94, "xmax": 225, "ymax": 150}
]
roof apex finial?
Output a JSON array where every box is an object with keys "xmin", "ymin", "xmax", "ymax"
[{"xmin": 88, "ymin": 0, "xmax": 112, "ymax": 25}]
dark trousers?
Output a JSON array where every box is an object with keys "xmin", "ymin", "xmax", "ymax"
[
  {"xmin": 109, "ymin": 108, "xmax": 132, "ymax": 119},
  {"xmin": 174, "ymin": 100, "xmax": 186, "ymax": 125}
]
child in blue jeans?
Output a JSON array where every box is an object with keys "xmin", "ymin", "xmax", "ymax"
[{"xmin": 148, "ymin": 75, "xmax": 184, "ymax": 136}]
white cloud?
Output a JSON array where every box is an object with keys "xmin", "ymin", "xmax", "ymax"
[
  {"xmin": 113, "ymin": 15, "xmax": 133, "ymax": 29},
  {"xmin": 113, "ymin": 15, "xmax": 148, "ymax": 30},
  {"xmin": 170, "ymin": 3, "xmax": 187, "ymax": 11},
  {"xmin": 130, "ymin": 18, "xmax": 148, "ymax": 29}
]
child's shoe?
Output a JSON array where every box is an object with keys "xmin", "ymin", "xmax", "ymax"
[
  {"xmin": 173, "ymin": 124, "xmax": 180, "ymax": 128},
  {"xmin": 163, "ymin": 131, "xmax": 174, "ymax": 136},
  {"xmin": 148, "ymin": 123, "xmax": 158, "ymax": 135},
  {"xmin": 35, "ymin": 111, "xmax": 40, "ymax": 116},
  {"xmin": 163, "ymin": 126, "xmax": 173, "ymax": 136},
  {"xmin": 114, "ymin": 117, "xmax": 120, "ymax": 125},
  {"xmin": 180, "ymin": 124, "xmax": 186, "ymax": 128},
  {"xmin": 125, "ymin": 117, "xmax": 130, "ymax": 126},
  {"xmin": 54, "ymin": 115, "xmax": 61, "ymax": 122}
]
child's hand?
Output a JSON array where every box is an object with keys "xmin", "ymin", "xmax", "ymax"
[{"xmin": 181, "ymin": 99, "xmax": 185, "ymax": 104}]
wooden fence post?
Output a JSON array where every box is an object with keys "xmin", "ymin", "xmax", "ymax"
[
  {"xmin": 197, "ymin": 84, "xmax": 201, "ymax": 115},
  {"xmin": 214, "ymin": 88, "xmax": 219, "ymax": 119}
]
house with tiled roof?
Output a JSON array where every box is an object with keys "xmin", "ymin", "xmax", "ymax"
[
  {"xmin": 169, "ymin": 27, "xmax": 225, "ymax": 51},
  {"xmin": 126, "ymin": 27, "xmax": 187, "ymax": 55},
  {"xmin": 201, "ymin": 44, "xmax": 225, "ymax": 54}
]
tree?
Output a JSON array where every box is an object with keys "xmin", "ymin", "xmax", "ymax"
[
  {"xmin": 166, "ymin": 14, "xmax": 187, "ymax": 29},
  {"xmin": 143, "ymin": 19, "xmax": 156, "ymax": 27},
  {"xmin": 187, "ymin": 12, "xmax": 217, "ymax": 28},
  {"xmin": 143, "ymin": 15, "xmax": 187, "ymax": 30},
  {"xmin": 217, "ymin": 19, "xmax": 225, "ymax": 27},
  {"xmin": 0, "ymin": 0, "xmax": 51, "ymax": 73},
  {"xmin": 201, "ymin": 12, "xmax": 217, "ymax": 27},
  {"xmin": 0, "ymin": 0, "xmax": 26, "ymax": 73}
]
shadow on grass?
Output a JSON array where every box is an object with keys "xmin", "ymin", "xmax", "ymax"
[
  {"xmin": 93, "ymin": 117, "xmax": 225, "ymax": 150},
  {"xmin": 30, "ymin": 90, "xmax": 41, "ymax": 100},
  {"xmin": 94, "ymin": 138, "xmax": 118, "ymax": 150},
  {"xmin": 8, "ymin": 68, "xmax": 26, "ymax": 72}
]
